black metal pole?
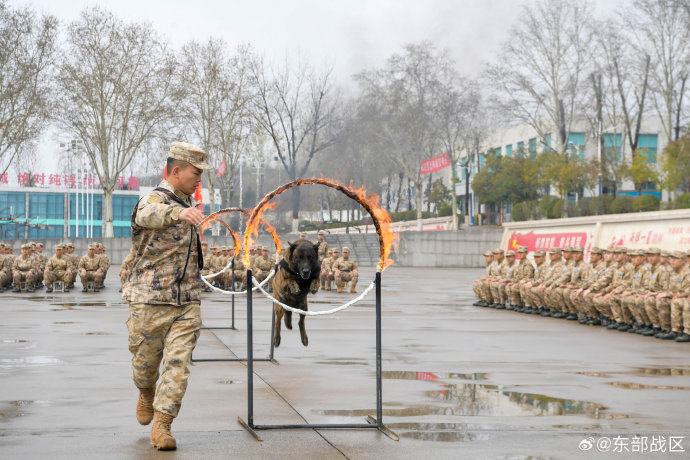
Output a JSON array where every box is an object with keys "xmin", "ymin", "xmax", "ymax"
[
  {"xmin": 269, "ymin": 306, "xmax": 275, "ymax": 361},
  {"xmin": 247, "ymin": 268, "xmax": 253, "ymax": 427},
  {"xmin": 231, "ymin": 258, "xmax": 235, "ymax": 329},
  {"xmin": 375, "ymin": 271, "xmax": 382, "ymax": 427}
]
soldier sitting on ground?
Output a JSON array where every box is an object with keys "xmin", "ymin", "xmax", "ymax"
[
  {"xmin": 44, "ymin": 244, "xmax": 73, "ymax": 293},
  {"xmin": 79, "ymin": 243, "xmax": 105, "ymax": 292},
  {"xmin": 64, "ymin": 243, "xmax": 79, "ymax": 288},
  {"xmin": 252, "ymin": 245, "xmax": 274, "ymax": 284},
  {"xmin": 12, "ymin": 244, "xmax": 36, "ymax": 292},
  {"xmin": 320, "ymin": 248, "xmax": 334, "ymax": 290},
  {"xmin": 334, "ymin": 247, "xmax": 358, "ymax": 294},
  {"xmin": 0, "ymin": 243, "xmax": 16, "ymax": 292},
  {"xmin": 97, "ymin": 243, "xmax": 110, "ymax": 289}
]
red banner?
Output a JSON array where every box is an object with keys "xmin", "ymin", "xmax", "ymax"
[
  {"xmin": 420, "ymin": 152, "xmax": 451, "ymax": 175},
  {"xmin": 507, "ymin": 230, "xmax": 591, "ymax": 253},
  {"xmin": 217, "ymin": 159, "xmax": 226, "ymax": 178}
]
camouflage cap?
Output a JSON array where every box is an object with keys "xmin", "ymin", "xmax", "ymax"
[
  {"xmin": 615, "ymin": 246, "xmax": 627, "ymax": 253},
  {"xmin": 20, "ymin": 243, "xmax": 31, "ymax": 249},
  {"xmin": 299, "ymin": 232, "xmax": 307, "ymax": 237},
  {"xmin": 687, "ymin": 250, "xmax": 690, "ymax": 257},
  {"xmin": 37, "ymin": 242, "xmax": 44, "ymax": 247},
  {"xmin": 0, "ymin": 242, "xmax": 7, "ymax": 248},
  {"xmin": 670, "ymin": 250, "xmax": 686, "ymax": 259},
  {"xmin": 66, "ymin": 242, "xmax": 74, "ymax": 248},
  {"xmin": 342, "ymin": 247, "xmax": 350, "ymax": 253},
  {"xmin": 590, "ymin": 246, "xmax": 603, "ymax": 255},
  {"xmin": 30, "ymin": 242, "xmax": 37, "ymax": 247},
  {"xmin": 605, "ymin": 245, "xmax": 616, "ymax": 252},
  {"xmin": 660, "ymin": 250, "xmax": 671, "ymax": 257},
  {"xmin": 505, "ymin": 250, "xmax": 516, "ymax": 257},
  {"xmin": 492, "ymin": 248, "xmax": 504, "ymax": 254},
  {"xmin": 483, "ymin": 250, "xmax": 493, "ymax": 257},
  {"xmin": 534, "ymin": 249, "xmax": 546, "ymax": 257},
  {"xmin": 646, "ymin": 247, "xmax": 661, "ymax": 255},
  {"xmin": 261, "ymin": 246, "xmax": 268, "ymax": 251},
  {"xmin": 210, "ymin": 245, "xmax": 218, "ymax": 250},
  {"xmin": 517, "ymin": 246, "xmax": 528, "ymax": 253},
  {"xmin": 88, "ymin": 243, "xmax": 97, "ymax": 250},
  {"xmin": 318, "ymin": 230, "xmax": 325, "ymax": 235},
  {"xmin": 201, "ymin": 241, "xmax": 208, "ymax": 246},
  {"xmin": 549, "ymin": 247, "xmax": 562, "ymax": 255},
  {"xmin": 631, "ymin": 249, "xmax": 646, "ymax": 256},
  {"xmin": 626, "ymin": 248, "xmax": 636, "ymax": 255},
  {"xmin": 563, "ymin": 246, "xmax": 574, "ymax": 252},
  {"xmin": 169, "ymin": 141, "xmax": 210, "ymax": 170},
  {"xmin": 573, "ymin": 245, "xmax": 584, "ymax": 252},
  {"xmin": 332, "ymin": 248, "xmax": 340, "ymax": 252}
]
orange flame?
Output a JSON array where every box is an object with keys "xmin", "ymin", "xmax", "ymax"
[
  {"xmin": 243, "ymin": 202, "xmax": 278, "ymax": 267},
  {"xmin": 243, "ymin": 178, "xmax": 399, "ymax": 272},
  {"xmin": 200, "ymin": 206, "xmax": 281, "ymax": 262}
]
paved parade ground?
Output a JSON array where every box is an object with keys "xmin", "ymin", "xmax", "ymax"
[{"xmin": 2, "ymin": 266, "xmax": 689, "ymax": 459}]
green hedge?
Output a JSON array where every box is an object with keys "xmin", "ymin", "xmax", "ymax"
[{"xmin": 632, "ymin": 194, "xmax": 660, "ymax": 212}]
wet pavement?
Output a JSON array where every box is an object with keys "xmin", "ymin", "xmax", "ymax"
[{"xmin": 1, "ymin": 266, "xmax": 689, "ymax": 459}]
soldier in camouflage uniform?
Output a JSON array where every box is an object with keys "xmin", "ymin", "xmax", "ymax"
[
  {"xmin": 532, "ymin": 247, "xmax": 565, "ymax": 316},
  {"xmin": 252, "ymin": 245, "xmax": 274, "ymax": 284},
  {"xmin": 79, "ymin": 244, "xmax": 105, "ymax": 292},
  {"xmin": 626, "ymin": 248, "xmax": 665, "ymax": 336},
  {"xmin": 320, "ymin": 248, "xmax": 334, "ymax": 290},
  {"xmin": 324, "ymin": 248, "xmax": 339, "ymax": 291},
  {"xmin": 316, "ymin": 230, "xmax": 329, "ymax": 262},
  {"xmin": 618, "ymin": 249, "xmax": 652, "ymax": 333},
  {"xmin": 0, "ymin": 243, "xmax": 15, "ymax": 291},
  {"xmin": 34, "ymin": 242, "xmax": 48, "ymax": 289},
  {"xmin": 544, "ymin": 247, "xmax": 574, "ymax": 319},
  {"xmin": 334, "ymin": 247, "xmax": 358, "ymax": 293},
  {"xmin": 520, "ymin": 249, "xmax": 547, "ymax": 313},
  {"xmin": 557, "ymin": 246, "xmax": 588, "ymax": 321},
  {"xmin": 473, "ymin": 250, "xmax": 495, "ymax": 306},
  {"xmin": 593, "ymin": 247, "xmax": 631, "ymax": 329},
  {"xmin": 482, "ymin": 249, "xmax": 505, "ymax": 306},
  {"xmin": 12, "ymin": 244, "xmax": 36, "ymax": 292},
  {"xmin": 64, "ymin": 243, "xmax": 79, "ymax": 288},
  {"xmin": 231, "ymin": 247, "xmax": 247, "ymax": 290},
  {"xmin": 571, "ymin": 247, "xmax": 612, "ymax": 325},
  {"xmin": 664, "ymin": 251, "xmax": 690, "ymax": 341},
  {"xmin": 97, "ymin": 243, "xmax": 110, "ymax": 288},
  {"xmin": 123, "ymin": 141, "xmax": 209, "ymax": 450},
  {"xmin": 492, "ymin": 250, "xmax": 518, "ymax": 309},
  {"xmin": 120, "ymin": 247, "xmax": 136, "ymax": 293},
  {"xmin": 505, "ymin": 246, "xmax": 535, "ymax": 311},
  {"xmin": 44, "ymin": 244, "xmax": 73, "ymax": 292}
]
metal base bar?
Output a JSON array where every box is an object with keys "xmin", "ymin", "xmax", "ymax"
[
  {"xmin": 193, "ymin": 357, "xmax": 276, "ymax": 363},
  {"xmin": 241, "ymin": 271, "xmax": 398, "ymax": 441},
  {"xmin": 200, "ymin": 326, "xmax": 237, "ymax": 330}
]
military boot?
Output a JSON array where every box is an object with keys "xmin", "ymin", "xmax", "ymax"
[
  {"xmin": 150, "ymin": 411, "xmax": 176, "ymax": 450},
  {"xmin": 326, "ymin": 280, "xmax": 332, "ymax": 291},
  {"xmin": 337, "ymin": 285, "xmax": 343, "ymax": 293},
  {"xmin": 136, "ymin": 387, "xmax": 155, "ymax": 425},
  {"xmin": 675, "ymin": 333, "xmax": 690, "ymax": 343},
  {"xmin": 45, "ymin": 286, "xmax": 53, "ymax": 293},
  {"xmin": 350, "ymin": 282, "xmax": 357, "ymax": 294}
]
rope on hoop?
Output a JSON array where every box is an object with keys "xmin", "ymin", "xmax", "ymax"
[
  {"xmin": 251, "ymin": 274, "xmax": 377, "ymax": 316},
  {"xmin": 202, "ymin": 269, "xmax": 275, "ymax": 296}
]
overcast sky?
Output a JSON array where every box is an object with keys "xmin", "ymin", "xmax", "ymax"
[{"xmin": 10, "ymin": 0, "xmax": 620, "ymax": 181}]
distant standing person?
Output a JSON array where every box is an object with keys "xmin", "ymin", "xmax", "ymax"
[{"xmin": 122, "ymin": 142, "xmax": 208, "ymax": 451}]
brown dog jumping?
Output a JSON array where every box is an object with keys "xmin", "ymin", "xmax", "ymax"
[{"xmin": 272, "ymin": 239, "xmax": 321, "ymax": 347}]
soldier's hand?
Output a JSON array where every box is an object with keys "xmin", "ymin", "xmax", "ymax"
[{"xmin": 180, "ymin": 207, "xmax": 205, "ymax": 226}]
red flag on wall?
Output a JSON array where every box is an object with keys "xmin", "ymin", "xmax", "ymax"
[
  {"xmin": 217, "ymin": 159, "xmax": 226, "ymax": 178},
  {"xmin": 419, "ymin": 152, "xmax": 451, "ymax": 175}
]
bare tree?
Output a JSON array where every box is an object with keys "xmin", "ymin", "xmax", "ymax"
[
  {"xmin": 628, "ymin": 0, "xmax": 690, "ymax": 141},
  {"xmin": 355, "ymin": 42, "xmax": 453, "ymax": 229},
  {"xmin": 0, "ymin": 1, "xmax": 57, "ymax": 175},
  {"xmin": 56, "ymin": 8, "xmax": 179, "ymax": 237},
  {"xmin": 178, "ymin": 40, "xmax": 254, "ymax": 217},
  {"xmin": 485, "ymin": 0, "xmax": 594, "ymax": 154},
  {"xmin": 251, "ymin": 52, "xmax": 340, "ymax": 232}
]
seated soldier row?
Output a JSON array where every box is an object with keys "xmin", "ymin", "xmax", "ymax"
[
  {"xmin": 0, "ymin": 241, "xmax": 110, "ymax": 293},
  {"xmin": 319, "ymin": 246, "xmax": 358, "ymax": 293},
  {"xmin": 473, "ymin": 246, "xmax": 690, "ymax": 343}
]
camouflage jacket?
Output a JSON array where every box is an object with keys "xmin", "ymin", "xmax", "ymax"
[
  {"xmin": 333, "ymin": 258, "xmax": 357, "ymax": 272},
  {"xmin": 99, "ymin": 254, "xmax": 111, "ymax": 272},
  {"xmin": 532, "ymin": 261, "xmax": 548, "ymax": 283},
  {"xmin": 46, "ymin": 255, "xmax": 71, "ymax": 273},
  {"xmin": 65, "ymin": 253, "xmax": 79, "ymax": 270},
  {"xmin": 554, "ymin": 259, "xmax": 575, "ymax": 287},
  {"xmin": 488, "ymin": 260, "xmax": 504, "ymax": 277},
  {"xmin": 322, "ymin": 256, "xmax": 334, "ymax": 272},
  {"xmin": 79, "ymin": 255, "xmax": 101, "ymax": 271},
  {"xmin": 586, "ymin": 260, "xmax": 612, "ymax": 292},
  {"xmin": 515, "ymin": 259, "xmax": 535, "ymax": 281},
  {"xmin": 317, "ymin": 241, "xmax": 329, "ymax": 261},
  {"xmin": 0, "ymin": 254, "xmax": 13, "ymax": 272},
  {"xmin": 502, "ymin": 260, "xmax": 519, "ymax": 280},
  {"xmin": 627, "ymin": 263, "xmax": 650, "ymax": 294},
  {"xmin": 668, "ymin": 265, "xmax": 690, "ymax": 295},
  {"xmin": 568, "ymin": 260, "xmax": 589, "ymax": 287},
  {"xmin": 13, "ymin": 255, "xmax": 33, "ymax": 272},
  {"xmin": 252, "ymin": 255, "xmax": 273, "ymax": 273},
  {"xmin": 645, "ymin": 263, "xmax": 669, "ymax": 293},
  {"xmin": 123, "ymin": 179, "xmax": 202, "ymax": 306},
  {"xmin": 542, "ymin": 260, "xmax": 565, "ymax": 287},
  {"xmin": 120, "ymin": 249, "xmax": 136, "ymax": 284},
  {"xmin": 603, "ymin": 262, "xmax": 632, "ymax": 294}
]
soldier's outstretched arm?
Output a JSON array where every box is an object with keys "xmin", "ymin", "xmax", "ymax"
[{"xmin": 135, "ymin": 195, "xmax": 185, "ymax": 229}]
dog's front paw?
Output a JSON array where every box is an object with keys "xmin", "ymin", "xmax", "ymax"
[
  {"xmin": 309, "ymin": 278, "xmax": 320, "ymax": 294},
  {"xmin": 287, "ymin": 279, "xmax": 301, "ymax": 294}
]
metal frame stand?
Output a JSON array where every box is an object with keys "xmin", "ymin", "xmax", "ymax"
[
  {"xmin": 238, "ymin": 269, "xmax": 399, "ymax": 442},
  {"xmin": 202, "ymin": 259, "xmax": 237, "ymax": 331},
  {"xmin": 193, "ymin": 262, "xmax": 276, "ymax": 364}
]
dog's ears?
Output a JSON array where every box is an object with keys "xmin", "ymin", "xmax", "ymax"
[
  {"xmin": 312, "ymin": 243, "xmax": 320, "ymax": 254},
  {"xmin": 287, "ymin": 241, "xmax": 296, "ymax": 258}
]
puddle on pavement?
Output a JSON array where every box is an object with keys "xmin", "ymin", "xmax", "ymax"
[
  {"xmin": 50, "ymin": 302, "xmax": 120, "ymax": 308},
  {"xmin": 1, "ymin": 339, "xmax": 29, "ymax": 343},
  {"xmin": 0, "ymin": 400, "xmax": 50, "ymax": 419},
  {"xmin": 316, "ymin": 359, "xmax": 368, "ymax": 366},
  {"xmin": 574, "ymin": 367, "xmax": 690, "ymax": 378},
  {"xmin": 218, "ymin": 379, "xmax": 237, "ymax": 384},
  {"xmin": 53, "ymin": 321, "xmax": 76, "ymax": 324},
  {"xmin": 83, "ymin": 332, "xmax": 108, "ymax": 336},
  {"xmin": 607, "ymin": 381, "xmax": 690, "ymax": 390},
  {"xmin": 382, "ymin": 371, "xmax": 488, "ymax": 381}
]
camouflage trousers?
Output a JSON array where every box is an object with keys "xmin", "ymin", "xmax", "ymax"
[
  {"xmin": 489, "ymin": 281, "xmax": 509, "ymax": 304},
  {"xmin": 621, "ymin": 294, "xmax": 651, "ymax": 325},
  {"xmin": 45, "ymin": 269, "xmax": 72, "ymax": 285},
  {"xmin": 505, "ymin": 283, "xmax": 524, "ymax": 306},
  {"xmin": 0, "ymin": 269, "xmax": 11, "ymax": 288},
  {"xmin": 336, "ymin": 271, "xmax": 358, "ymax": 288},
  {"xmin": 543, "ymin": 286, "xmax": 566, "ymax": 311},
  {"xmin": 595, "ymin": 293, "xmax": 632, "ymax": 324},
  {"xmin": 571, "ymin": 290, "xmax": 600, "ymax": 318},
  {"xmin": 79, "ymin": 269, "xmax": 104, "ymax": 287},
  {"xmin": 670, "ymin": 297, "xmax": 690, "ymax": 333},
  {"xmin": 127, "ymin": 302, "xmax": 202, "ymax": 418},
  {"xmin": 479, "ymin": 280, "xmax": 494, "ymax": 303},
  {"xmin": 321, "ymin": 270, "xmax": 333, "ymax": 288},
  {"xmin": 527, "ymin": 285, "xmax": 546, "ymax": 308},
  {"xmin": 12, "ymin": 269, "xmax": 36, "ymax": 287}
]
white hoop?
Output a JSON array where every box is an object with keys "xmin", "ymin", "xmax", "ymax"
[{"xmin": 251, "ymin": 273, "xmax": 377, "ymax": 316}]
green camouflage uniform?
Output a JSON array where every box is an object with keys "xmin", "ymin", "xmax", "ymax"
[{"xmin": 44, "ymin": 253, "xmax": 72, "ymax": 285}]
